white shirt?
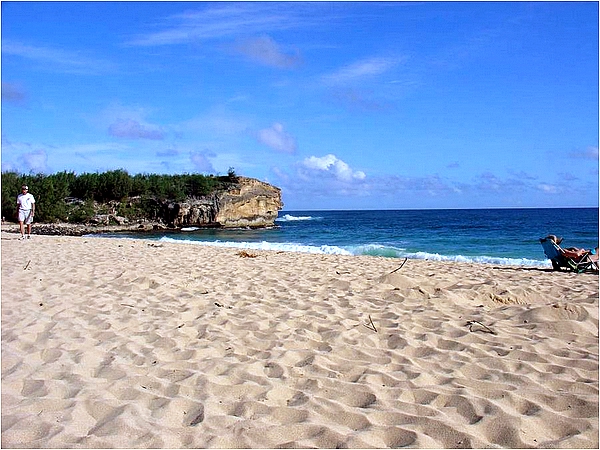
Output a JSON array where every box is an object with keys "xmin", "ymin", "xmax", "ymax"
[{"xmin": 17, "ymin": 193, "xmax": 35, "ymax": 211}]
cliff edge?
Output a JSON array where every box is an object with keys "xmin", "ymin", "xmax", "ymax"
[{"xmin": 169, "ymin": 176, "xmax": 283, "ymax": 228}]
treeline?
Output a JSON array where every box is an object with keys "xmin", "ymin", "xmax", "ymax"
[{"xmin": 1, "ymin": 169, "xmax": 238, "ymax": 223}]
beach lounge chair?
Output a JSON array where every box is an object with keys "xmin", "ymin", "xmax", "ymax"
[{"xmin": 539, "ymin": 237, "xmax": 599, "ymax": 273}]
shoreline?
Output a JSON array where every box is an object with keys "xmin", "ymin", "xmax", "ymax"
[
  {"xmin": 1, "ymin": 222, "xmax": 555, "ymax": 268},
  {"xmin": 2, "ymin": 233, "xmax": 598, "ymax": 448}
]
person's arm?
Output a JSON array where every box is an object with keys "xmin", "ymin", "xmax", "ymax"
[{"xmin": 562, "ymin": 248, "xmax": 587, "ymax": 259}]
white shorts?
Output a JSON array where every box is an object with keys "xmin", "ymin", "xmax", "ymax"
[{"xmin": 18, "ymin": 209, "xmax": 33, "ymax": 224}]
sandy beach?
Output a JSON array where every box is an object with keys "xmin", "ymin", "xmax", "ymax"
[{"xmin": 1, "ymin": 232, "xmax": 598, "ymax": 448}]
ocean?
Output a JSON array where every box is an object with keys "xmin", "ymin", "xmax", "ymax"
[{"xmin": 114, "ymin": 208, "xmax": 598, "ymax": 268}]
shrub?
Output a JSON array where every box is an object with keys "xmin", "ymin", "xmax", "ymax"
[{"xmin": 0, "ymin": 169, "xmax": 233, "ymax": 223}]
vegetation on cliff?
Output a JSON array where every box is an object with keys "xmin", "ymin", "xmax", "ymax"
[{"xmin": 1, "ymin": 169, "xmax": 239, "ymax": 224}]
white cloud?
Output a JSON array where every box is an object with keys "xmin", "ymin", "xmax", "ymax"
[
  {"xmin": 256, "ymin": 123, "xmax": 297, "ymax": 153},
  {"xmin": 233, "ymin": 36, "xmax": 301, "ymax": 69},
  {"xmin": 190, "ymin": 150, "xmax": 216, "ymax": 173},
  {"xmin": 322, "ymin": 57, "xmax": 399, "ymax": 85},
  {"xmin": 537, "ymin": 183, "xmax": 560, "ymax": 194},
  {"xmin": 2, "ymin": 41, "xmax": 115, "ymax": 74},
  {"xmin": 2, "ymin": 82, "xmax": 26, "ymax": 104},
  {"xmin": 127, "ymin": 5, "xmax": 279, "ymax": 46},
  {"xmin": 1, "ymin": 138, "xmax": 48, "ymax": 172},
  {"xmin": 22, "ymin": 149, "xmax": 48, "ymax": 173},
  {"xmin": 569, "ymin": 146, "xmax": 599, "ymax": 160},
  {"xmin": 97, "ymin": 103, "xmax": 166, "ymax": 140},
  {"xmin": 183, "ymin": 112, "xmax": 250, "ymax": 135},
  {"xmin": 108, "ymin": 119, "xmax": 165, "ymax": 140},
  {"xmin": 126, "ymin": 3, "xmax": 320, "ymax": 47},
  {"xmin": 328, "ymin": 87, "xmax": 391, "ymax": 112},
  {"xmin": 301, "ymin": 154, "xmax": 366, "ymax": 182},
  {"xmin": 157, "ymin": 148, "xmax": 179, "ymax": 157},
  {"xmin": 320, "ymin": 56, "xmax": 404, "ymax": 112}
]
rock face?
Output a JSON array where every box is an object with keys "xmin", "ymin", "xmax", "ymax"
[{"xmin": 167, "ymin": 177, "xmax": 282, "ymax": 228}]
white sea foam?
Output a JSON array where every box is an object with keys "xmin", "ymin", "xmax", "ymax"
[
  {"xmin": 159, "ymin": 237, "xmax": 352, "ymax": 255},
  {"xmin": 403, "ymin": 251, "xmax": 550, "ymax": 268},
  {"xmin": 181, "ymin": 227, "xmax": 200, "ymax": 232},
  {"xmin": 276, "ymin": 214, "xmax": 320, "ymax": 222},
  {"xmin": 157, "ymin": 237, "xmax": 550, "ymax": 267}
]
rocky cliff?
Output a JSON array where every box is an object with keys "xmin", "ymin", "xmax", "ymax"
[
  {"xmin": 166, "ymin": 177, "xmax": 283, "ymax": 228},
  {"xmin": 2, "ymin": 176, "xmax": 283, "ymax": 236}
]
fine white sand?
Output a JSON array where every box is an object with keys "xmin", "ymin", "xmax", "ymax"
[{"xmin": 1, "ymin": 233, "xmax": 598, "ymax": 448}]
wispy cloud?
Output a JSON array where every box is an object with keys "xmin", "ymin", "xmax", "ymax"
[
  {"xmin": 108, "ymin": 119, "xmax": 165, "ymax": 140},
  {"xmin": 97, "ymin": 103, "xmax": 166, "ymax": 141},
  {"xmin": 126, "ymin": 3, "xmax": 319, "ymax": 47},
  {"xmin": 3, "ymin": 142, "xmax": 49, "ymax": 173},
  {"xmin": 182, "ymin": 109, "xmax": 251, "ymax": 136},
  {"xmin": 474, "ymin": 171, "xmax": 527, "ymax": 193},
  {"xmin": 569, "ymin": 146, "xmax": 599, "ymax": 160},
  {"xmin": 22, "ymin": 149, "xmax": 48, "ymax": 173},
  {"xmin": 536, "ymin": 183, "xmax": 560, "ymax": 194},
  {"xmin": 233, "ymin": 36, "xmax": 301, "ymax": 69},
  {"xmin": 2, "ymin": 82, "xmax": 27, "ymax": 104},
  {"xmin": 1, "ymin": 137, "xmax": 136, "ymax": 174},
  {"xmin": 256, "ymin": 123, "xmax": 297, "ymax": 154},
  {"xmin": 320, "ymin": 56, "xmax": 404, "ymax": 112},
  {"xmin": 190, "ymin": 150, "xmax": 216, "ymax": 173},
  {"xmin": 156, "ymin": 148, "xmax": 179, "ymax": 158},
  {"xmin": 2, "ymin": 41, "xmax": 115, "ymax": 75},
  {"xmin": 327, "ymin": 87, "xmax": 393, "ymax": 112},
  {"xmin": 322, "ymin": 57, "xmax": 401, "ymax": 85}
]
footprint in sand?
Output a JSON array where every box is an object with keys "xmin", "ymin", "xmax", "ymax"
[
  {"xmin": 21, "ymin": 379, "xmax": 48, "ymax": 397},
  {"xmin": 264, "ymin": 362, "xmax": 284, "ymax": 378}
]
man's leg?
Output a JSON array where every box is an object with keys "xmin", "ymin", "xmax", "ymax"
[{"xmin": 19, "ymin": 220, "xmax": 25, "ymax": 238}]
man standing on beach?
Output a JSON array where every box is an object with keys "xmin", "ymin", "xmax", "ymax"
[{"xmin": 16, "ymin": 185, "xmax": 35, "ymax": 239}]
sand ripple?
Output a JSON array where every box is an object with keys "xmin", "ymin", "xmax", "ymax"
[{"xmin": 2, "ymin": 234, "xmax": 598, "ymax": 448}]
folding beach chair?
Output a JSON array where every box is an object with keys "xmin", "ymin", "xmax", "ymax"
[{"xmin": 539, "ymin": 237, "xmax": 599, "ymax": 273}]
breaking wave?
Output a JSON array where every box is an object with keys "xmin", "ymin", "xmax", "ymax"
[
  {"xmin": 158, "ymin": 238, "xmax": 550, "ymax": 267},
  {"xmin": 276, "ymin": 214, "xmax": 322, "ymax": 222}
]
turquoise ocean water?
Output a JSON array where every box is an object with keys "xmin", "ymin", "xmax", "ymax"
[{"xmin": 114, "ymin": 208, "xmax": 598, "ymax": 268}]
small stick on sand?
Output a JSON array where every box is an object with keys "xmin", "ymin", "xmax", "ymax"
[
  {"xmin": 389, "ymin": 258, "xmax": 408, "ymax": 274},
  {"xmin": 363, "ymin": 315, "xmax": 378, "ymax": 332},
  {"xmin": 23, "ymin": 260, "xmax": 31, "ymax": 270},
  {"xmin": 467, "ymin": 320, "xmax": 496, "ymax": 335}
]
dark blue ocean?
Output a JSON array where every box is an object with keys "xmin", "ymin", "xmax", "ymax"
[{"xmin": 119, "ymin": 208, "xmax": 598, "ymax": 267}]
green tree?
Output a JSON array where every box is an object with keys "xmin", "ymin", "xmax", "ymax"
[
  {"xmin": 1, "ymin": 172, "xmax": 21, "ymax": 221},
  {"xmin": 70, "ymin": 173, "xmax": 98, "ymax": 200},
  {"xmin": 1, "ymin": 169, "xmax": 240, "ymax": 223},
  {"xmin": 96, "ymin": 170, "xmax": 132, "ymax": 201}
]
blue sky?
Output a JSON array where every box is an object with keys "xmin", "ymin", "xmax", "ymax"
[{"xmin": 2, "ymin": 1, "xmax": 598, "ymax": 210}]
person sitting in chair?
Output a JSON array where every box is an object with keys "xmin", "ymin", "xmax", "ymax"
[{"xmin": 546, "ymin": 235, "xmax": 599, "ymax": 262}]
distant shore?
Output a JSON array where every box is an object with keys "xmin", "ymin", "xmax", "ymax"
[{"xmin": 1, "ymin": 221, "xmax": 180, "ymax": 236}]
